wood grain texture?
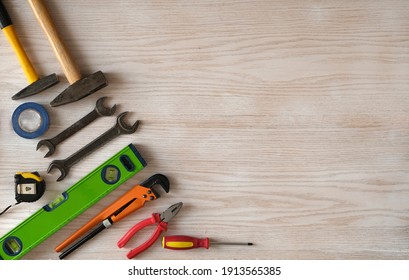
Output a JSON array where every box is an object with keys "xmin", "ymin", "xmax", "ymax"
[{"xmin": 0, "ymin": 0, "xmax": 408, "ymax": 260}]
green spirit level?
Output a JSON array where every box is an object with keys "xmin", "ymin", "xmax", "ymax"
[{"xmin": 0, "ymin": 144, "xmax": 146, "ymax": 260}]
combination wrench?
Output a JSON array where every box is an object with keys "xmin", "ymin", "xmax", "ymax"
[
  {"xmin": 37, "ymin": 97, "xmax": 116, "ymax": 157},
  {"xmin": 47, "ymin": 112, "xmax": 139, "ymax": 181}
]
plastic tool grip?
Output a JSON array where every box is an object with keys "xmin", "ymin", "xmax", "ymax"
[
  {"xmin": 0, "ymin": 1, "xmax": 39, "ymax": 83},
  {"xmin": 117, "ymin": 213, "xmax": 169, "ymax": 259},
  {"xmin": 117, "ymin": 214, "xmax": 161, "ymax": 248},
  {"xmin": 126, "ymin": 223, "xmax": 168, "ymax": 259},
  {"xmin": 126, "ymin": 224, "xmax": 167, "ymax": 259},
  {"xmin": 3, "ymin": 26, "xmax": 39, "ymax": 83},
  {"xmin": 162, "ymin": 235, "xmax": 210, "ymax": 250},
  {"xmin": 0, "ymin": 0, "xmax": 12, "ymax": 28}
]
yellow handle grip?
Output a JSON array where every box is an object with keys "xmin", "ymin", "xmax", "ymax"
[
  {"xmin": 163, "ymin": 240, "xmax": 195, "ymax": 249},
  {"xmin": 2, "ymin": 25, "xmax": 39, "ymax": 83},
  {"xmin": 162, "ymin": 236, "xmax": 210, "ymax": 250}
]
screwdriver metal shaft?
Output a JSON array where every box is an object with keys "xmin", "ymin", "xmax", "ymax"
[
  {"xmin": 212, "ymin": 241, "xmax": 253, "ymax": 246},
  {"xmin": 162, "ymin": 235, "xmax": 253, "ymax": 250}
]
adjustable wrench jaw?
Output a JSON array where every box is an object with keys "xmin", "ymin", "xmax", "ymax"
[
  {"xmin": 140, "ymin": 174, "xmax": 170, "ymax": 198},
  {"xmin": 108, "ymin": 174, "xmax": 170, "ymax": 223}
]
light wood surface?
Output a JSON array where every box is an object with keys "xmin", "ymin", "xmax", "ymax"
[{"xmin": 0, "ymin": 0, "xmax": 408, "ymax": 260}]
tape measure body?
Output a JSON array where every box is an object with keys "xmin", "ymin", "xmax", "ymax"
[{"xmin": 14, "ymin": 172, "xmax": 46, "ymax": 203}]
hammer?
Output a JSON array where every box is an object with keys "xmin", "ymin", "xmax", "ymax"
[
  {"xmin": 0, "ymin": 0, "xmax": 58, "ymax": 100},
  {"xmin": 28, "ymin": 0, "xmax": 108, "ymax": 107}
]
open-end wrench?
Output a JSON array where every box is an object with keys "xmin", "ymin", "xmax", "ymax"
[
  {"xmin": 47, "ymin": 112, "xmax": 139, "ymax": 181},
  {"xmin": 37, "ymin": 97, "xmax": 116, "ymax": 158}
]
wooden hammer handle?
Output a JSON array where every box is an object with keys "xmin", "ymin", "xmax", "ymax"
[{"xmin": 28, "ymin": 0, "xmax": 81, "ymax": 84}]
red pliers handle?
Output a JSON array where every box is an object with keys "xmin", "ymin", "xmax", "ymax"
[
  {"xmin": 117, "ymin": 202, "xmax": 183, "ymax": 259},
  {"xmin": 117, "ymin": 213, "xmax": 168, "ymax": 259}
]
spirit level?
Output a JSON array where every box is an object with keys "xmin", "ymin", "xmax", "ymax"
[{"xmin": 0, "ymin": 144, "xmax": 146, "ymax": 260}]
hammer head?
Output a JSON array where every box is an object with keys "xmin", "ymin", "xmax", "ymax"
[
  {"xmin": 11, "ymin": 73, "xmax": 59, "ymax": 100},
  {"xmin": 50, "ymin": 71, "xmax": 108, "ymax": 107}
]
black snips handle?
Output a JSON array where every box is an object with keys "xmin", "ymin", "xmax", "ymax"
[{"xmin": 0, "ymin": 0, "xmax": 13, "ymax": 29}]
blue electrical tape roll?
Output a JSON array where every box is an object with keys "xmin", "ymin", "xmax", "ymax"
[{"xmin": 12, "ymin": 102, "xmax": 49, "ymax": 139}]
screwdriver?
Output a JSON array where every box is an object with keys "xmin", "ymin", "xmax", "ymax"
[{"xmin": 162, "ymin": 235, "xmax": 253, "ymax": 250}]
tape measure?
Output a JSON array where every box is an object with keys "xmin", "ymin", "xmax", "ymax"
[
  {"xmin": 15, "ymin": 172, "xmax": 46, "ymax": 203},
  {"xmin": 0, "ymin": 172, "xmax": 46, "ymax": 216},
  {"xmin": 0, "ymin": 144, "xmax": 146, "ymax": 259}
]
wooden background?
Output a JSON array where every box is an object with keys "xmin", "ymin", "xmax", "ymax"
[{"xmin": 0, "ymin": 0, "xmax": 408, "ymax": 260}]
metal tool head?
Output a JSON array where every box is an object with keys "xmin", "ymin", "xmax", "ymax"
[
  {"xmin": 0, "ymin": 0, "xmax": 12, "ymax": 29},
  {"xmin": 116, "ymin": 111, "xmax": 139, "ymax": 134},
  {"xmin": 96, "ymin": 96, "xmax": 117, "ymax": 116},
  {"xmin": 36, "ymin": 139, "xmax": 55, "ymax": 158},
  {"xmin": 140, "ymin": 174, "xmax": 170, "ymax": 198},
  {"xmin": 12, "ymin": 73, "xmax": 59, "ymax": 100},
  {"xmin": 50, "ymin": 71, "xmax": 108, "ymax": 107},
  {"xmin": 47, "ymin": 159, "xmax": 68, "ymax": 182},
  {"xmin": 160, "ymin": 202, "xmax": 183, "ymax": 223}
]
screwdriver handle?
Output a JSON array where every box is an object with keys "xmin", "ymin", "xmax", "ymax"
[{"xmin": 162, "ymin": 235, "xmax": 210, "ymax": 250}]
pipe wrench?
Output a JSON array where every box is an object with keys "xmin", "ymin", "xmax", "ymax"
[{"xmin": 56, "ymin": 174, "xmax": 170, "ymax": 259}]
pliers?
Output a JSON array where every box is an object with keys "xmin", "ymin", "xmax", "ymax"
[
  {"xmin": 117, "ymin": 202, "xmax": 183, "ymax": 259},
  {"xmin": 57, "ymin": 174, "xmax": 170, "ymax": 259}
]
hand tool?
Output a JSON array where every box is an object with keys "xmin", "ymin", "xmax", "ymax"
[
  {"xmin": 0, "ymin": 0, "xmax": 58, "ymax": 99},
  {"xmin": 0, "ymin": 144, "xmax": 146, "ymax": 259},
  {"xmin": 0, "ymin": 172, "xmax": 46, "ymax": 216},
  {"xmin": 162, "ymin": 235, "xmax": 253, "ymax": 250},
  {"xmin": 37, "ymin": 97, "xmax": 116, "ymax": 158},
  {"xmin": 28, "ymin": 0, "xmax": 107, "ymax": 107},
  {"xmin": 117, "ymin": 202, "xmax": 183, "ymax": 259},
  {"xmin": 47, "ymin": 112, "xmax": 139, "ymax": 181},
  {"xmin": 12, "ymin": 102, "xmax": 49, "ymax": 139},
  {"xmin": 57, "ymin": 174, "xmax": 170, "ymax": 259}
]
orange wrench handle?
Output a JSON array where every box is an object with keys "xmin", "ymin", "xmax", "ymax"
[{"xmin": 55, "ymin": 184, "xmax": 158, "ymax": 252}]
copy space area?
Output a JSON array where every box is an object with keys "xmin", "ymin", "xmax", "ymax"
[{"xmin": 0, "ymin": 0, "xmax": 408, "ymax": 260}]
